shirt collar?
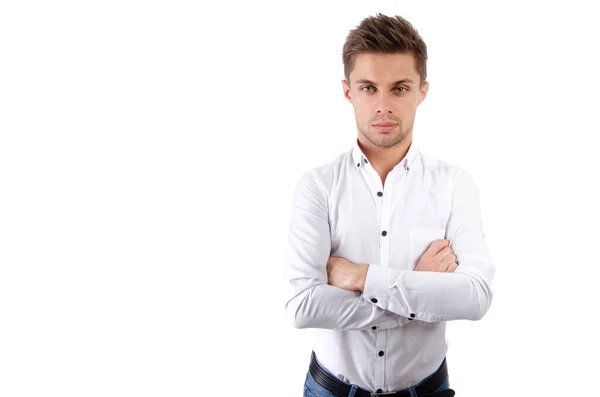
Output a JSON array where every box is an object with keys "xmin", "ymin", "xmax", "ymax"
[{"xmin": 352, "ymin": 138, "xmax": 419, "ymax": 171}]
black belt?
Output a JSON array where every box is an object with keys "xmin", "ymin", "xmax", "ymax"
[{"xmin": 309, "ymin": 351, "xmax": 455, "ymax": 397}]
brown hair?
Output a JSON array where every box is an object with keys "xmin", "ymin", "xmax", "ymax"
[{"xmin": 342, "ymin": 13, "xmax": 428, "ymax": 86}]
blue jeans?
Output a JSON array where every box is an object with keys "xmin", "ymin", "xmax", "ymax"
[{"xmin": 303, "ymin": 360, "xmax": 450, "ymax": 397}]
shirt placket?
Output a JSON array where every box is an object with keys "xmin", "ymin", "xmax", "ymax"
[{"xmin": 361, "ymin": 159, "xmax": 395, "ymax": 392}]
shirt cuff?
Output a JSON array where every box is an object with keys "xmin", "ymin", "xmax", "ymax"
[{"xmin": 362, "ymin": 264, "xmax": 391, "ymax": 310}]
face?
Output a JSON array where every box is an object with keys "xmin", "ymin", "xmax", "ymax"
[{"xmin": 342, "ymin": 52, "xmax": 429, "ymax": 148}]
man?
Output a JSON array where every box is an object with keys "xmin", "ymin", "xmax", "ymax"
[{"xmin": 284, "ymin": 13, "xmax": 495, "ymax": 397}]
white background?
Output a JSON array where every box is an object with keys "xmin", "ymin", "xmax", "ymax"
[{"xmin": 1, "ymin": 1, "xmax": 599, "ymax": 396}]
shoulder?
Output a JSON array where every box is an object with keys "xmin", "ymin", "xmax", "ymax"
[
  {"xmin": 416, "ymin": 149, "xmax": 472, "ymax": 182},
  {"xmin": 294, "ymin": 149, "xmax": 350, "ymax": 195},
  {"xmin": 416, "ymin": 151, "xmax": 482, "ymax": 205}
]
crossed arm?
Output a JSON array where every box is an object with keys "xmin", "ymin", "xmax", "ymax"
[{"xmin": 283, "ymin": 169, "xmax": 495, "ymax": 331}]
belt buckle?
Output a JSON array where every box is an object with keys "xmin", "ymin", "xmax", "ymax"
[{"xmin": 370, "ymin": 392, "xmax": 396, "ymax": 396}]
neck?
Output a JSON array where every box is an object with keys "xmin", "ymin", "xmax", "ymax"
[{"xmin": 357, "ymin": 135, "xmax": 412, "ymax": 176}]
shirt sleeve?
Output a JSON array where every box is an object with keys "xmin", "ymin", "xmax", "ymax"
[
  {"xmin": 361, "ymin": 168, "xmax": 495, "ymax": 323},
  {"xmin": 283, "ymin": 170, "xmax": 411, "ymax": 331}
]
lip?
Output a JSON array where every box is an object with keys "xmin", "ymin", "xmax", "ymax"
[{"xmin": 373, "ymin": 123, "xmax": 398, "ymax": 132}]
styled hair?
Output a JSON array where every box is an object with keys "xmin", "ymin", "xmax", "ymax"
[{"xmin": 342, "ymin": 13, "xmax": 428, "ymax": 85}]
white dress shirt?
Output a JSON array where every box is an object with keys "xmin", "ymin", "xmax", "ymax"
[{"xmin": 283, "ymin": 139, "xmax": 495, "ymax": 392}]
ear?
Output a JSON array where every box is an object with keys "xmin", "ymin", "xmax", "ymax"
[
  {"xmin": 342, "ymin": 79, "xmax": 352, "ymax": 103},
  {"xmin": 417, "ymin": 80, "xmax": 430, "ymax": 106}
]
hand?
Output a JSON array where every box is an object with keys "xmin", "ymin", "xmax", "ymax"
[
  {"xmin": 326, "ymin": 256, "xmax": 369, "ymax": 292},
  {"xmin": 415, "ymin": 239, "xmax": 458, "ymax": 273}
]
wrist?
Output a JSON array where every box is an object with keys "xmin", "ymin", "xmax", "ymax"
[{"xmin": 355, "ymin": 263, "xmax": 369, "ymax": 292}]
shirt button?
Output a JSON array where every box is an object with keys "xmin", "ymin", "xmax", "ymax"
[
  {"xmin": 377, "ymin": 191, "xmax": 383, "ymax": 197},
  {"xmin": 357, "ymin": 163, "xmax": 360, "ymax": 167},
  {"xmin": 377, "ymin": 389, "xmax": 383, "ymax": 393},
  {"xmin": 410, "ymin": 313, "xmax": 415, "ymax": 318},
  {"xmin": 378, "ymin": 351, "xmax": 384, "ymax": 357},
  {"xmin": 381, "ymin": 231, "xmax": 387, "ymax": 236},
  {"xmin": 371, "ymin": 298, "xmax": 378, "ymax": 303},
  {"xmin": 372, "ymin": 326, "xmax": 377, "ymax": 330}
]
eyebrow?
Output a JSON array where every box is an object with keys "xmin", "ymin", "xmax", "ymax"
[{"xmin": 355, "ymin": 78, "xmax": 416, "ymax": 86}]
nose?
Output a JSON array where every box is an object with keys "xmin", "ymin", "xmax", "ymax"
[{"xmin": 375, "ymin": 91, "xmax": 394, "ymax": 114}]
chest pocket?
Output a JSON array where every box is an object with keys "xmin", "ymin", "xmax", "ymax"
[{"xmin": 408, "ymin": 227, "xmax": 446, "ymax": 269}]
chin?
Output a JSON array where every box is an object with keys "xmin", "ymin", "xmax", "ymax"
[{"xmin": 376, "ymin": 134, "xmax": 407, "ymax": 148}]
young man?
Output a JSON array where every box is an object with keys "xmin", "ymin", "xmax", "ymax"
[{"xmin": 284, "ymin": 13, "xmax": 495, "ymax": 397}]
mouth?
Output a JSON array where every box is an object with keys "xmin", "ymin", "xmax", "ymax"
[{"xmin": 372, "ymin": 123, "xmax": 398, "ymax": 132}]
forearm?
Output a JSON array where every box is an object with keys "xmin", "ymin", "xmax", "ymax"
[
  {"xmin": 285, "ymin": 278, "xmax": 410, "ymax": 330},
  {"xmin": 362, "ymin": 258, "xmax": 494, "ymax": 322}
]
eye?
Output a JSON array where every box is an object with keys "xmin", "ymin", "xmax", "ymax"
[
  {"xmin": 361, "ymin": 86, "xmax": 375, "ymax": 93},
  {"xmin": 394, "ymin": 87, "xmax": 407, "ymax": 94}
]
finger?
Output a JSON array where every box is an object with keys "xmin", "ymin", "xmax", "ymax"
[
  {"xmin": 433, "ymin": 247, "xmax": 453, "ymax": 262},
  {"xmin": 426, "ymin": 239, "xmax": 449, "ymax": 255},
  {"xmin": 438, "ymin": 253, "xmax": 455, "ymax": 271},
  {"xmin": 446, "ymin": 262, "xmax": 458, "ymax": 273}
]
